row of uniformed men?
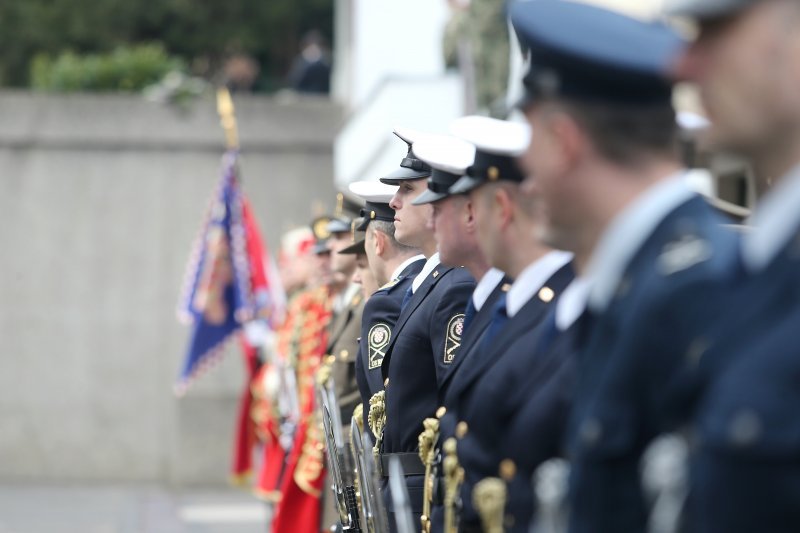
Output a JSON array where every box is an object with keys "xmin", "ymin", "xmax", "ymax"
[{"xmin": 314, "ymin": 0, "xmax": 800, "ymax": 532}]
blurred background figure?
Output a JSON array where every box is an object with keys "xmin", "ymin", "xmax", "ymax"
[
  {"xmin": 442, "ymin": 0, "xmax": 510, "ymax": 117},
  {"xmin": 278, "ymin": 227, "xmax": 316, "ymax": 296},
  {"xmin": 340, "ymin": 220, "xmax": 380, "ymax": 299},
  {"xmin": 354, "ymin": 248, "xmax": 379, "ymax": 298},
  {"xmin": 287, "ymin": 30, "xmax": 332, "ymax": 95},
  {"xmin": 466, "ymin": 0, "xmax": 511, "ymax": 118},
  {"xmin": 443, "ymin": 0, "xmax": 476, "ymax": 114},
  {"xmin": 223, "ymin": 52, "xmax": 261, "ymax": 93}
]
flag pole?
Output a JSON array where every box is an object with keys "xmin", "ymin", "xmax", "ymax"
[{"xmin": 216, "ymin": 87, "xmax": 239, "ymax": 150}]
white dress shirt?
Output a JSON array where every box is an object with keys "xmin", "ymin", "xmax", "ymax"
[
  {"xmin": 506, "ymin": 251, "xmax": 573, "ymax": 318},
  {"xmin": 472, "ymin": 268, "xmax": 506, "ymax": 311},
  {"xmin": 555, "ymin": 277, "xmax": 592, "ymax": 332},
  {"xmin": 411, "ymin": 252, "xmax": 442, "ymax": 294},
  {"xmin": 742, "ymin": 164, "xmax": 800, "ymax": 272},
  {"xmin": 390, "ymin": 254, "xmax": 426, "ymax": 282}
]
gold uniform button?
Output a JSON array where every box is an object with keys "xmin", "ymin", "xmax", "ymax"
[
  {"xmin": 501, "ymin": 283, "xmax": 511, "ymax": 292},
  {"xmin": 436, "ymin": 406, "xmax": 447, "ymax": 419},
  {"xmin": 384, "ymin": 378, "xmax": 390, "ymax": 387},
  {"xmin": 339, "ymin": 349, "xmax": 349, "ymax": 359},
  {"xmin": 580, "ymin": 418, "xmax": 603, "ymax": 446},
  {"xmin": 325, "ymin": 354, "xmax": 336, "ymax": 364},
  {"xmin": 455, "ymin": 421, "xmax": 469, "ymax": 439},
  {"xmin": 729, "ymin": 408, "xmax": 762, "ymax": 446},
  {"xmin": 538, "ymin": 286, "xmax": 555, "ymax": 303},
  {"xmin": 499, "ymin": 459, "xmax": 517, "ymax": 480}
]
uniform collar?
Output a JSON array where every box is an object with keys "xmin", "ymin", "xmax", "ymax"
[
  {"xmin": 742, "ymin": 164, "xmax": 800, "ymax": 272},
  {"xmin": 555, "ymin": 277, "xmax": 592, "ymax": 331},
  {"xmin": 472, "ymin": 268, "xmax": 506, "ymax": 311},
  {"xmin": 586, "ymin": 172, "xmax": 694, "ymax": 312},
  {"xmin": 412, "ymin": 252, "xmax": 442, "ymax": 293},
  {"xmin": 390, "ymin": 254, "xmax": 426, "ymax": 282},
  {"xmin": 507, "ymin": 251, "xmax": 573, "ymax": 318}
]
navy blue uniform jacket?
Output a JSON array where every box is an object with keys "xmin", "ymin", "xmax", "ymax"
[
  {"xmin": 566, "ymin": 196, "xmax": 739, "ymax": 533},
  {"xmin": 355, "ymin": 258, "xmax": 425, "ymax": 431}
]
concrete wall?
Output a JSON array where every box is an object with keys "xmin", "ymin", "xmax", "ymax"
[{"xmin": 0, "ymin": 91, "xmax": 340, "ymax": 485}]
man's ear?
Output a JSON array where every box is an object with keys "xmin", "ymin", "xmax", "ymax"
[
  {"xmin": 549, "ymin": 111, "xmax": 587, "ymax": 176},
  {"xmin": 495, "ymin": 186, "xmax": 515, "ymax": 231},
  {"xmin": 464, "ymin": 197, "xmax": 477, "ymax": 234},
  {"xmin": 373, "ymin": 228, "xmax": 387, "ymax": 256}
]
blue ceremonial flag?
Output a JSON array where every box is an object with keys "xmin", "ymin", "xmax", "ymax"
[{"xmin": 175, "ymin": 150, "xmax": 261, "ymax": 395}]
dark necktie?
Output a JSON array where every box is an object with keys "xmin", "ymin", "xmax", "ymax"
[
  {"xmin": 401, "ymin": 286, "xmax": 414, "ymax": 310},
  {"xmin": 462, "ymin": 298, "xmax": 477, "ymax": 334},
  {"xmin": 479, "ymin": 294, "xmax": 509, "ymax": 352},
  {"xmin": 537, "ymin": 308, "xmax": 559, "ymax": 354},
  {"xmin": 573, "ymin": 307, "xmax": 594, "ymax": 349}
]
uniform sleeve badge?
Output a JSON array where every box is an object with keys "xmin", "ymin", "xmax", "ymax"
[
  {"xmin": 368, "ymin": 323, "xmax": 392, "ymax": 369},
  {"xmin": 444, "ymin": 314, "xmax": 465, "ymax": 364}
]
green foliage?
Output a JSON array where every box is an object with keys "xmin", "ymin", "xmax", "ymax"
[
  {"xmin": 31, "ymin": 44, "xmax": 184, "ymax": 92},
  {"xmin": 0, "ymin": 0, "xmax": 333, "ymax": 91}
]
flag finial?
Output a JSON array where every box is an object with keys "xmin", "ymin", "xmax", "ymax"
[{"xmin": 216, "ymin": 87, "xmax": 239, "ymax": 150}]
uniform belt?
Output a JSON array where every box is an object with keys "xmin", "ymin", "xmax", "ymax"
[{"xmin": 380, "ymin": 452, "xmax": 426, "ymax": 477}]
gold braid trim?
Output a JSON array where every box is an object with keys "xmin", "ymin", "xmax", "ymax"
[
  {"xmin": 443, "ymin": 438, "xmax": 465, "ymax": 533},
  {"xmin": 473, "ymin": 477, "xmax": 507, "ymax": 533},
  {"xmin": 368, "ymin": 391, "xmax": 386, "ymax": 459},
  {"xmin": 294, "ymin": 409, "xmax": 325, "ymax": 497},
  {"xmin": 418, "ymin": 418, "xmax": 440, "ymax": 533}
]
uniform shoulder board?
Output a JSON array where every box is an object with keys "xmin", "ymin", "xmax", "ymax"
[
  {"xmin": 379, "ymin": 278, "xmax": 400, "ymax": 291},
  {"xmin": 368, "ymin": 323, "xmax": 392, "ymax": 369},
  {"xmin": 444, "ymin": 314, "xmax": 465, "ymax": 364},
  {"xmin": 658, "ymin": 234, "xmax": 712, "ymax": 276}
]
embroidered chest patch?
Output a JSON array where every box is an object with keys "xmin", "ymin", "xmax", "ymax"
[
  {"xmin": 444, "ymin": 314, "xmax": 465, "ymax": 364},
  {"xmin": 368, "ymin": 323, "xmax": 391, "ymax": 369}
]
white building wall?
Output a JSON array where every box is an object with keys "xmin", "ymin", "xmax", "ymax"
[{"xmin": 333, "ymin": 0, "xmax": 462, "ymax": 188}]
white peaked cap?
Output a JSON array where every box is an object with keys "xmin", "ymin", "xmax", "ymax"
[
  {"xmin": 412, "ymin": 135, "xmax": 476, "ymax": 175},
  {"xmin": 449, "ymin": 115, "xmax": 531, "ymax": 156},
  {"xmin": 348, "ymin": 180, "xmax": 398, "ymax": 203},
  {"xmin": 393, "ymin": 125, "xmax": 436, "ymax": 145}
]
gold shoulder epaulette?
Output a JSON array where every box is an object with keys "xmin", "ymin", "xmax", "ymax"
[{"xmin": 379, "ymin": 279, "xmax": 400, "ymax": 291}]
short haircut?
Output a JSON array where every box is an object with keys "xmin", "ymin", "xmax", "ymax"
[
  {"xmin": 370, "ymin": 220, "xmax": 417, "ymax": 253},
  {"xmin": 551, "ymin": 99, "xmax": 678, "ymax": 167}
]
